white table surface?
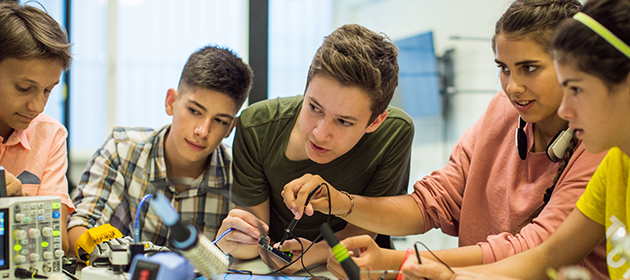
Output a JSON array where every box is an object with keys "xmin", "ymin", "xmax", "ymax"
[
  {"xmin": 228, "ymin": 257, "xmax": 335, "ymax": 279},
  {"xmin": 74, "ymin": 256, "xmax": 335, "ymax": 279}
]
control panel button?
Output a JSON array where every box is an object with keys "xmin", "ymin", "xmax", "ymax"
[
  {"xmin": 28, "ymin": 228, "xmax": 41, "ymax": 239},
  {"xmin": 52, "ymin": 230, "xmax": 60, "ymax": 237},
  {"xmin": 30, "ymin": 203, "xmax": 37, "ymax": 209},
  {"xmin": 41, "ymin": 227, "xmax": 53, "ymax": 237},
  {"xmin": 37, "ymin": 203, "xmax": 44, "ymax": 209},
  {"xmin": 54, "ymin": 249, "xmax": 64, "ymax": 258},
  {"xmin": 14, "ymin": 255, "xmax": 26, "ymax": 264},
  {"xmin": 43, "ymin": 251, "xmax": 52, "ymax": 260},
  {"xmin": 51, "ymin": 202, "xmax": 61, "ymax": 209},
  {"xmin": 52, "ymin": 212, "xmax": 60, "ymax": 219},
  {"xmin": 14, "ymin": 230, "xmax": 27, "ymax": 240},
  {"xmin": 29, "ymin": 253, "xmax": 39, "ymax": 261}
]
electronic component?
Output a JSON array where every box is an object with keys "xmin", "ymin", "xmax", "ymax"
[
  {"xmin": 258, "ymin": 234, "xmax": 292, "ymax": 263},
  {"xmin": 62, "ymin": 256, "xmax": 77, "ymax": 275},
  {"xmin": 80, "ymin": 237, "xmax": 167, "ymax": 280},
  {"xmin": 0, "ymin": 196, "xmax": 64, "ymax": 279}
]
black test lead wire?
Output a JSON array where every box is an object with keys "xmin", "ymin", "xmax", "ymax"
[{"xmin": 278, "ymin": 183, "xmax": 324, "ymax": 247}]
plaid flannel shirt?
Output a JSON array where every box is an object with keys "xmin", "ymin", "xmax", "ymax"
[{"xmin": 68, "ymin": 126, "xmax": 233, "ymax": 245}]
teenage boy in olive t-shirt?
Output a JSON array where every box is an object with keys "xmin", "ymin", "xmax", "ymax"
[{"xmin": 215, "ymin": 24, "xmax": 414, "ymax": 274}]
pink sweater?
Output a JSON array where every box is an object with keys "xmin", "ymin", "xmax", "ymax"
[
  {"xmin": 0, "ymin": 114, "xmax": 74, "ymax": 212},
  {"xmin": 412, "ymin": 92, "xmax": 608, "ymax": 279}
]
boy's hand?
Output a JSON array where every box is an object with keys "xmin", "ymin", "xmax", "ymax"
[
  {"xmin": 326, "ymin": 235, "xmax": 393, "ymax": 280},
  {"xmin": 4, "ymin": 171, "xmax": 25, "ymax": 196},
  {"xmin": 401, "ymin": 252, "xmax": 454, "ymax": 280},
  {"xmin": 215, "ymin": 209, "xmax": 268, "ymax": 254},
  {"xmin": 259, "ymin": 237, "xmax": 326, "ymax": 274},
  {"xmin": 282, "ymin": 174, "xmax": 348, "ymax": 219}
]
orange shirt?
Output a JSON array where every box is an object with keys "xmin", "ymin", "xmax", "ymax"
[
  {"xmin": 411, "ymin": 92, "xmax": 608, "ymax": 279},
  {"xmin": 0, "ymin": 114, "xmax": 74, "ymax": 212}
]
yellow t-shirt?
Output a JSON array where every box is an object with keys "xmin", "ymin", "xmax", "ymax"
[{"xmin": 577, "ymin": 147, "xmax": 630, "ymax": 279}]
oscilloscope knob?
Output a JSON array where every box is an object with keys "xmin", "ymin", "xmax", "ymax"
[
  {"xmin": 43, "ymin": 251, "xmax": 53, "ymax": 260},
  {"xmin": 15, "ymin": 213, "xmax": 25, "ymax": 222},
  {"xmin": 14, "ymin": 255, "xmax": 26, "ymax": 264},
  {"xmin": 54, "ymin": 249, "xmax": 64, "ymax": 258},
  {"xmin": 14, "ymin": 229, "xmax": 27, "ymax": 240},
  {"xmin": 41, "ymin": 227, "xmax": 53, "ymax": 237},
  {"xmin": 29, "ymin": 253, "xmax": 39, "ymax": 262},
  {"xmin": 28, "ymin": 228, "xmax": 41, "ymax": 239}
]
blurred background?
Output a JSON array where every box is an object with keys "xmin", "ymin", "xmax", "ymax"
[{"xmin": 21, "ymin": 0, "xmax": 550, "ymax": 251}]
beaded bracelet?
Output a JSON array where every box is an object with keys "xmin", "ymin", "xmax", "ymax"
[{"xmin": 335, "ymin": 191, "xmax": 354, "ymax": 218}]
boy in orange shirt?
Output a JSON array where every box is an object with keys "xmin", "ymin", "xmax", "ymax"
[{"xmin": 0, "ymin": 1, "xmax": 74, "ymax": 253}]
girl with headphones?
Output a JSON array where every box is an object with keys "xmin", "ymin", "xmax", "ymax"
[
  {"xmin": 283, "ymin": 0, "xmax": 610, "ymax": 279},
  {"xmin": 403, "ymin": 0, "xmax": 630, "ymax": 278}
]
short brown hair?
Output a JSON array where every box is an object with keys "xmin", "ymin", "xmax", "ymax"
[
  {"xmin": 0, "ymin": 1, "xmax": 72, "ymax": 69},
  {"xmin": 305, "ymin": 24, "xmax": 399, "ymax": 124},
  {"xmin": 178, "ymin": 46, "xmax": 253, "ymax": 109}
]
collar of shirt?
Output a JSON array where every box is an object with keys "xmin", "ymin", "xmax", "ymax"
[
  {"xmin": 1, "ymin": 129, "xmax": 30, "ymax": 150},
  {"xmin": 146, "ymin": 125, "xmax": 232, "ymax": 198}
]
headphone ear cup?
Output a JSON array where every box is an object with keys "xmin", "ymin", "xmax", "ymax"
[
  {"xmin": 516, "ymin": 127, "xmax": 528, "ymax": 160},
  {"xmin": 547, "ymin": 128, "xmax": 575, "ymax": 162}
]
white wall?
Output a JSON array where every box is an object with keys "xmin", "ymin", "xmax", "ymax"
[{"xmin": 332, "ymin": 0, "xmax": 515, "ymax": 250}]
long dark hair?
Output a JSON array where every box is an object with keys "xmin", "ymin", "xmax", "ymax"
[{"xmin": 553, "ymin": 0, "xmax": 630, "ymax": 87}]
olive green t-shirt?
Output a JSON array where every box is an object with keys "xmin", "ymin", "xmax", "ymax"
[{"xmin": 232, "ymin": 95, "xmax": 414, "ymax": 242}]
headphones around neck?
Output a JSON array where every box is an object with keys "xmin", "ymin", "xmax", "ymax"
[{"xmin": 515, "ymin": 117, "xmax": 575, "ymax": 162}]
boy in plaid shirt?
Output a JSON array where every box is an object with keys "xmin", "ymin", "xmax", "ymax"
[{"xmin": 68, "ymin": 46, "xmax": 253, "ymax": 252}]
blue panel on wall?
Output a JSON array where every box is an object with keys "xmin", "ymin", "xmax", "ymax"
[{"xmin": 394, "ymin": 32, "xmax": 441, "ymax": 117}]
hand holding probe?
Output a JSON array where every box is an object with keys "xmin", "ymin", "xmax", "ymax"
[{"xmin": 278, "ymin": 183, "xmax": 324, "ymax": 247}]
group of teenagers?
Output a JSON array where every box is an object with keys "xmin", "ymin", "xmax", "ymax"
[{"xmin": 1, "ymin": 0, "xmax": 630, "ymax": 279}]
